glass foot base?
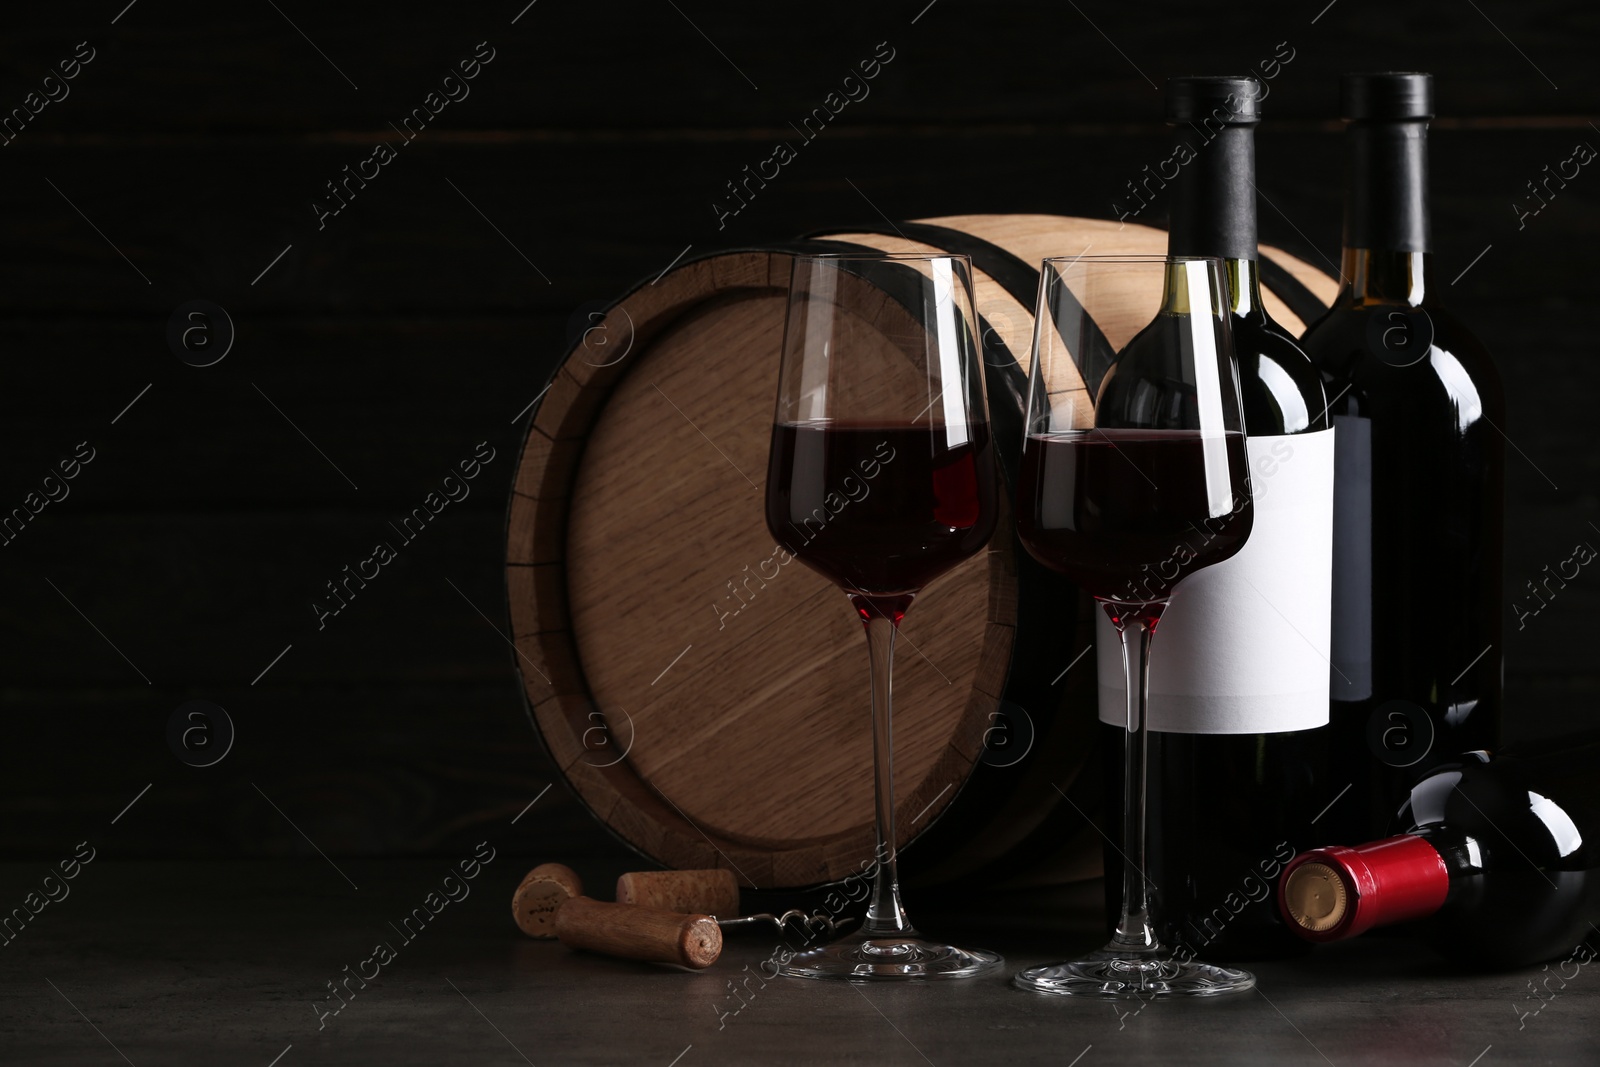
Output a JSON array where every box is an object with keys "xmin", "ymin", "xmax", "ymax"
[
  {"xmin": 1013, "ymin": 952, "xmax": 1255, "ymax": 998},
  {"xmin": 780, "ymin": 932, "xmax": 1004, "ymax": 982}
]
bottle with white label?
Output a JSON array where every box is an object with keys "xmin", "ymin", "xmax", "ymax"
[{"xmin": 1099, "ymin": 75, "xmax": 1336, "ymax": 959}]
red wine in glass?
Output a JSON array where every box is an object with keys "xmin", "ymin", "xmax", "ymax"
[
  {"xmin": 764, "ymin": 251, "xmax": 1003, "ymax": 981},
  {"xmin": 1012, "ymin": 254, "xmax": 1257, "ymax": 999},
  {"xmin": 767, "ymin": 421, "xmax": 998, "ymax": 619},
  {"xmin": 1016, "ymin": 429, "xmax": 1252, "ymax": 603}
]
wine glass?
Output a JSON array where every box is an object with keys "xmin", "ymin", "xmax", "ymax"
[
  {"xmin": 765, "ymin": 252, "xmax": 1003, "ymax": 981},
  {"xmin": 1013, "ymin": 255, "xmax": 1256, "ymax": 997}
]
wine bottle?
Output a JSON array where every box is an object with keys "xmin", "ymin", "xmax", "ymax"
[
  {"xmin": 1297, "ymin": 73, "xmax": 1505, "ymax": 845},
  {"xmin": 1099, "ymin": 75, "xmax": 1335, "ymax": 960},
  {"xmin": 1280, "ymin": 743, "xmax": 1600, "ymax": 968}
]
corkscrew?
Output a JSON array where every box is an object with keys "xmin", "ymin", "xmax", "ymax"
[{"xmin": 715, "ymin": 909, "xmax": 857, "ymax": 941}]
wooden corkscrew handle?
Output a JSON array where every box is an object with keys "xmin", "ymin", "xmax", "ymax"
[{"xmin": 555, "ymin": 896, "xmax": 722, "ymax": 969}]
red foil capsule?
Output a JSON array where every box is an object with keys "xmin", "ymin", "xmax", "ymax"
[{"xmin": 1279, "ymin": 835, "xmax": 1451, "ymax": 942}]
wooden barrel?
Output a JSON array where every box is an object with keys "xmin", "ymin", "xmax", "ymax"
[{"xmin": 506, "ymin": 215, "xmax": 1337, "ymax": 891}]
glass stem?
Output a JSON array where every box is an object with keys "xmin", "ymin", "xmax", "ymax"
[
  {"xmin": 861, "ymin": 607, "xmax": 913, "ymax": 937},
  {"xmin": 1105, "ymin": 600, "xmax": 1167, "ymax": 955}
]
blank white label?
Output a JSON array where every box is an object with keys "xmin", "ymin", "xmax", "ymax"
[{"xmin": 1097, "ymin": 428, "xmax": 1336, "ymax": 734}]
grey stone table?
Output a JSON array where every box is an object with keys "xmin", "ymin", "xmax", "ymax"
[{"xmin": 2, "ymin": 860, "xmax": 1595, "ymax": 1066}]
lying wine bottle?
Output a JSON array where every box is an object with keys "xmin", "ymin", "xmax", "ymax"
[
  {"xmin": 1279, "ymin": 743, "xmax": 1600, "ymax": 968},
  {"xmin": 1298, "ymin": 72, "xmax": 1505, "ymax": 844},
  {"xmin": 1099, "ymin": 75, "xmax": 1334, "ymax": 960}
]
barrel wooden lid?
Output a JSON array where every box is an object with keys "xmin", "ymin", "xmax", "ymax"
[{"xmin": 509, "ymin": 247, "xmax": 1009, "ymax": 888}]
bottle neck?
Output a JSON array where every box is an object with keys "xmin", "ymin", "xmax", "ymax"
[
  {"xmin": 1225, "ymin": 257, "xmax": 1263, "ymax": 318},
  {"xmin": 1279, "ymin": 834, "xmax": 1451, "ymax": 943},
  {"xmin": 1342, "ymin": 118, "xmax": 1431, "ymax": 256},
  {"xmin": 1167, "ymin": 123, "xmax": 1258, "ymax": 263},
  {"xmin": 1341, "ymin": 248, "xmax": 1431, "ymax": 306},
  {"xmin": 1158, "ymin": 258, "xmax": 1230, "ymax": 316},
  {"xmin": 1165, "ymin": 122, "xmax": 1263, "ymax": 319}
]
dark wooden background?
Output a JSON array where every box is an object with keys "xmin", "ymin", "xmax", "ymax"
[{"xmin": 1, "ymin": 0, "xmax": 1596, "ymax": 863}]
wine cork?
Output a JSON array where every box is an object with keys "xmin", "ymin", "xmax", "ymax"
[
  {"xmin": 615, "ymin": 868, "xmax": 740, "ymax": 917},
  {"xmin": 512, "ymin": 862, "xmax": 583, "ymax": 939},
  {"xmin": 556, "ymin": 896, "xmax": 722, "ymax": 969}
]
